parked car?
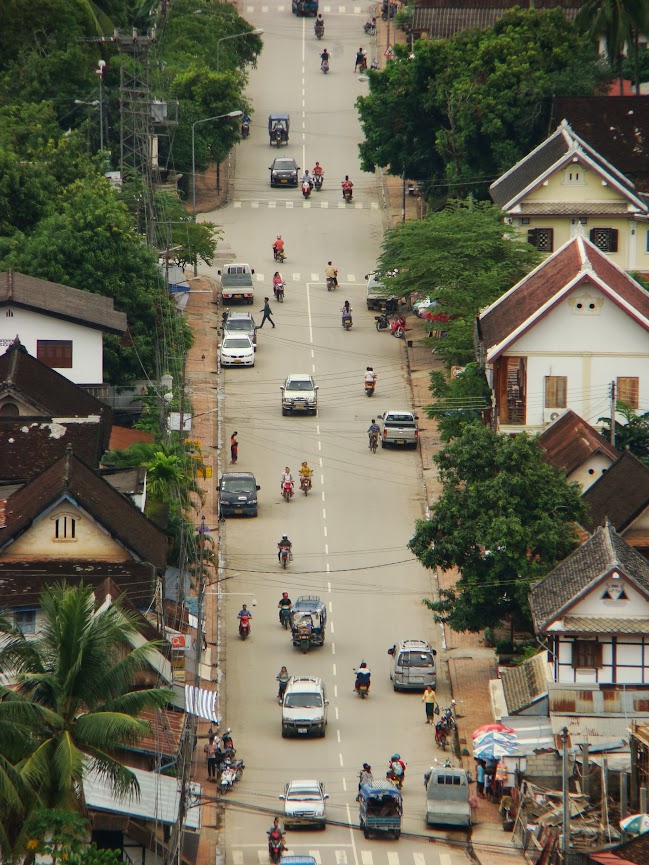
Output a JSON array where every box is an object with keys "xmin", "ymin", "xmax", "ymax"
[
  {"xmin": 365, "ymin": 271, "xmax": 397, "ymax": 311},
  {"xmin": 270, "ymin": 156, "xmax": 300, "ymax": 187},
  {"xmin": 219, "ymin": 335, "xmax": 254, "ymax": 367},
  {"xmin": 280, "ymin": 780, "xmax": 328, "ymax": 829},
  {"xmin": 223, "ymin": 311, "xmax": 258, "ymax": 349},
  {"xmin": 218, "ymin": 263, "xmax": 255, "ymax": 304},
  {"xmin": 281, "ymin": 374, "xmax": 318, "ymax": 415},
  {"xmin": 378, "ymin": 410, "xmax": 419, "ymax": 448},
  {"xmin": 281, "ymin": 676, "xmax": 328, "ymax": 737},
  {"xmin": 388, "ymin": 639, "xmax": 437, "ymax": 690},
  {"xmin": 218, "ymin": 471, "xmax": 260, "ymax": 517},
  {"xmin": 425, "ymin": 766, "xmax": 471, "ymax": 828}
]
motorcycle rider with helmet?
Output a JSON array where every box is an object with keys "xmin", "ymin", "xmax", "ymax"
[
  {"xmin": 387, "ymin": 753, "xmax": 406, "ymax": 785},
  {"xmin": 277, "ymin": 533, "xmax": 293, "ymax": 563},
  {"xmin": 355, "ymin": 661, "xmax": 371, "ymax": 693},
  {"xmin": 278, "ymin": 592, "xmax": 292, "ymax": 626}
]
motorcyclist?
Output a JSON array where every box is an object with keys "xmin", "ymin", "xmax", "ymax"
[
  {"xmin": 320, "ymin": 48, "xmax": 330, "ymax": 69},
  {"xmin": 365, "ymin": 367, "xmax": 377, "ymax": 387},
  {"xmin": 354, "ymin": 47, "xmax": 367, "ymax": 72},
  {"xmin": 276, "ymin": 665, "xmax": 290, "ymax": 701},
  {"xmin": 278, "ymin": 591, "xmax": 292, "ymax": 611},
  {"xmin": 368, "ymin": 418, "xmax": 380, "ymax": 448},
  {"xmin": 313, "ymin": 161, "xmax": 324, "ymax": 177},
  {"xmin": 341, "ymin": 300, "xmax": 353, "ymax": 326},
  {"xmin": 267, "ymin": 817, "xmax": 286, "ymax": 855},
  {"xmin": 325, "ymin": 261, "xmax": 338, "ymax": 287},
  {"xmin": 280, "ymin": 466, "xmax": 294, "ymax": 494},
  {"xmin": 387, "ymin": 753, "xmax": 406, "ymax": 782},
  {"xmin": 364, "ymin": 16, "xmax": 376, "ymax": 32},
  {"xmin": 301, "ymin": 169, "xmax": 314, "ymax": 189},
  {"xmin": 315, "ymin": 12, "xmax": 324, "ymax": 32},
  {"xmin": 299, "ymin": 461, "xmax": 313, "ymax": 490},
  {"xmin": 237, "ymin": 605, "xmax": 252, "ymax": 635},
  {"xmin": 277, "ymin": 533, "xmax": 293, "ymax": 562},
  {"xmin": 370, "ymin": 57, "xmax": 379, "ymax": 71},
  {"xmin": 342, "ymin": 175, "xmax": 353, "ymax": 198},
  {"xmin": 355, "ymin": 661, "xmax": 371, "ymax": 692},
  {"xmin": 273, "ymin": 235, "xmax": 285, "ymax": 260}
]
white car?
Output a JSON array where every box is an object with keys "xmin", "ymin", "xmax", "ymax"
[
  {"xmin": 219, "ymin": 335, "xmax": 255, "ymax": 367},
  {"xmin": 280, "ymin": 780, "xmax": 328, "ymax": 829}
]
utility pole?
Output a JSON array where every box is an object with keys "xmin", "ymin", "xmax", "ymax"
[
  {"xmin": 610, "ymin": 380, "xmax": 616, "ymax": 446},
  {"xmin": 562, "ymin": 727, "xmax": 570, "ymax": 864}
]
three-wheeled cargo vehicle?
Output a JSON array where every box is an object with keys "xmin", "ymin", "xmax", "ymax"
[
  {"xmin": 291, "ymin": 595, "xmax": 326, "ymax": 653},
  {"xmin": 358, "ymin": 780, "xmax": 402, "ymax": 839},
  {"xmin": 269, "ymin": 113, "xmax": 290, "ymax": 146}
]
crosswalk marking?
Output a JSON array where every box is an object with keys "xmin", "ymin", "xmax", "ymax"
[
  {"xmin": 232, "ymin": 853, "xmax": 243, "ymax": 865},
  {"xmin": 234, "ymin": 201, "xmax": 242, "ymax": 208},
  {"xmin": 244, "ymin": 4, "xmax": 365, "ymax": 11},
  {"xmin": 245, "ymin": 274, "xmax": 365, "ymax": 284},
  {"xmin": 335, "ymin": 852, "xmax": 348, "ymax": 865},
  {"xmin": 311, "ymin": 273, "xmax": 319, "ymax": 281},
  {"xmin": 304, "ymin": 201, "xmax": 312, "ymax": 208},
  {"xmin": 230, "ymin": 850, "xmax": 464, "ymax": 865},
  {"xmin": 413, "ymin": 855, "xmax": 426, "ymax": 865},
  {"xmin": 292, "ymin": 273, "xmax": 301, "ymax": 281},
  {"xmin": 286, "ymin": 201, "xmax": 294, "ymax": 208},
  {"xmin": 321, "ymin": 201, "xmax": 329, "ymax": 208},
  {"xmin": 361, "ymin": 853, "xmax": 373, "ymax": 865},
  {"xmin": 255, "ymin": 273, "xmax": 265, "ymax": 282},
  {"xmin": 230, "ymin": 200, "xmax": 378, "ymax": 210},
  {"xmin": 440, "ymin": 856, "xmax": 453, "ymax": 865},
  {"xmin": 252, "ymin": 201, "xmax": 259, "ymax": 208},
  {"xmin": 388, "ymin": 854, "xmax": 399, "ymax": 865},
  {"xmin": 278, "ymin": 3, "xmax": 285, "ymax": 8},
  {"xmin": 268, "ymin": 201, "xmax": 276, "ymax": 208},
  {"xmin": 346, "ymin": 274, "xmax": 355, "ymax": 282},
  {"xmin": 257, "ymin": 852, "xmax": 266, "ymax": 865}
]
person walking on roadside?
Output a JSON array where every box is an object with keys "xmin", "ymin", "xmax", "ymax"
[
  {"xmin": 230, "ymin": 431, "xmax": 238, "ymax": 464},
  {"xmin": 259, "ymin": 297, "xmax": 275, "ymax": 329},
  {"xmin": 422, "ymin": 684, "xmax": 437, "ymax": 723},
  {"xmin": 476, "ymin": 760, "xmax": 486, "ymax": 798}
]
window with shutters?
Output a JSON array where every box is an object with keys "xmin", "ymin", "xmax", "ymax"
[
  {"xmin": 545, "ymin": 376, "xmax": 567, "ymax": 408},
  {"xmin": 617, "ymin": 377, "xmax": 639, "ymax": 409},
  {"xmin": 37, "ymin": 340, "xmax": 72, "ymax": 369},
  {"xmin": 527, "ymin": 228, "xmax": 554, "ymax": 253},
  {"xmin": 53, "ymin": 514, "xmax": 77, "ymax": 541},
  {"xmin": 589, "ymin": 228, "xmax": 618, "ymax": 253},
  {"xmin": 572, "ymin": 640, "xmax": 603, "ymax": 669},
  {"xmin": 563, "ymin": 167, "xmax": 585, "ymax": 185},
  {"xmin": 14, "ymin": 610, "xmax": 36, "ymax": 636}
]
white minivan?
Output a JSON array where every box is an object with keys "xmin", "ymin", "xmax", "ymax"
[{"xmin": 388, "ymin": 639, "xmax": 437, "ymax": 690}]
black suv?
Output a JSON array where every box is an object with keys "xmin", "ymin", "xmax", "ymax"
[{"xmin": 219, "ymin": 472, "xmax": 260, "ymax": 517}]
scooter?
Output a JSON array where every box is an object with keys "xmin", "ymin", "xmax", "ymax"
[
  {"xmin": 354, "ymin": 670, "xmax": 370, "ymax": 699},
  {"xmin": 326, "ymin": 276, "xmax": 337, "ymax": 292},
  {"xmin": 302, "ymin": 180, "xmax": 312, "ymax": 199},
  {"xmin": 314, "ymin": 173, "xmax": 324, "ymax": 191},
  {"xmin": 365, "ymin": 377, "xmax": 376, "ymax": 397},
  {"xmin": 282, "ymin": 480, "xmax": 294, "ymax": 502},
  {"xmin": 342, "ymin": 183, "xmax": 353, "ymax": 202},
  {"xmin": 435, "ymin": 717, "xmax": 451, "ymax": 750},
  {"xmin": 390, "ymin": 316, "xmax": 406, "ymax": 338},
  {"xmin": 268, "ymin": 833, "xmax": 284, "ymax": 864},
  {"xmin": 375, "ymin": 312, "xmax": 389, "ymax": 331},
  {"xmin": 220, "ymin": 756, "xmax": 244, "ymax": 792},
  {"xmin": 386, "ymin": 766, "xmax": 405, "ymax": 789},
  {"xmin": 279, "ymin": 607, "xmax": 291, "ymax": 628},
  {"xmin": 364, "ymin": 19, "xmax": 376, "ymax": 34},
  {"xmin": 274, "ymin": 282, "xmax": 285, "ymax": 302},
  {"xmin": 342, "ymin": 313, "xmax": 353, "ymax": 330},
  {"xmin": 300, "ymin": 475, "xmax": 312, "ymax": 495},
  {"xmin": 321, "ymin": 60, "xmax": 329, "ymax": 74},
  {"xmin": 279, "ymin": 546, "xmax": 291, "ymax": 569},
  {"xmin": 315, "ymin": 22, "xmax": 324, "ymax": 38},
  {"xmin": 239, "ymin": 615, "xmax": 251, "ymax": 639},
  {"xmin": 273, "ymin": 246, "xmax": 285, "ymax": 263}
]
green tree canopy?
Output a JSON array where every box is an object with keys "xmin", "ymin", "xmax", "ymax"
[
  {"xmin": 357, "ymin": 8, "xmax": 610, "ymax": 193},
  {"xmin": 376, "ymin": 200, "xmax": 541, "ymax": 365},
  {"xmin": 598, "ymin": 402, "xmax": 649, "ymax": 464},
  {"xmin": 409, "ymin": 423, "xmax": 585, "ymax": 633},
  {"xmin": 0, "ymin": 584, "xmax": 173, "ymax": 854},
  {"xmin": 425, "ymin": 363, "xmax": 492, "ymax": 442}
]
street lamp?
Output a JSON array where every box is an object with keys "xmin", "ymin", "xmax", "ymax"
[{"xmin": 216, "ymin": 28, "xmax": 264, "ymax": 72}]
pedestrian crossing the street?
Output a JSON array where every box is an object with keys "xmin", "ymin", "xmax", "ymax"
[
  {"xmin": 230, "ymin": 848, "xmax": 457, "ymax": 865},
  {"xmin": 233, "ymin": 201, "xmax": 380, "ymax": 211}
]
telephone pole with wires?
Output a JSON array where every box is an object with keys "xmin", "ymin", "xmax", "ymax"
[{"xmin": 609, "ymin": 380, "xmax": 616, "ymax": 446}]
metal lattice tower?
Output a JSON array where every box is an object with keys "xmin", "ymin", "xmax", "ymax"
[{"xmin": 118, "ymin": 29, "xmax": 157, "ymax": 182}]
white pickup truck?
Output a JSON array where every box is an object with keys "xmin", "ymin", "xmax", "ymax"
[
  {"xmin": 218, "ymin": 263, "xmax": 255, "ymax": 305},
  {"xmin": 378, "ymin": 410, "xmax": 419, "ymax": 449}
]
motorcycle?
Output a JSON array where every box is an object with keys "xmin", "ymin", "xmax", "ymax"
[
  {"xmin": 279, "ymin": 607, "xmax": 292, "ymax": 629},
  {"xmin": 239, "ymin": 615, "xmax": 251, "ymax": 639},
  {"xmin": 268, "ymin": 833, "xmax": 284, "ymax": 864},
  {"xmin": 341, "ymin": 312, "xmax": 352, "ymax": 330},
  {"xmin": 375, "ymin": 312, "xmax": 389, "ymax": 332},
  {"xmin": 274, "ymin": 282, "xmax": 285, "ymax": 302},
  {"xmin": 273, "ymin": 246, "xmax": 286, "ymax": 263},
  {"xmin": 302, "ymin": 180, "xmax": 312, "ymax": 198},
  {"xmin": 279, "ymin": 546, "xmax": 291, "ymax": 569},
  {"xmin": 435, "ymin": 717, "xmax": 451, "ymax": 750},
  {"xmin": 241, "ymin": 120, "xmax": 250, "ymax": 139},
  {"xmin": 315, "ymin": 22, "xmax": 324, "ymax": 38},
  {"xmin": 354, "ymin": 670, "xmax": 370, "ymax": 699},
  {"xmin": 326, "ymin": 276, "xmax": 337, "ymax": 292},
  {"xmin": 282, "ymin": 480, "xmax": 294, "ymax": 502},
  {"xmin": 220, "ymin": 756, "xmax": 244, "ymax": 792},
  {"xmin": 365, "ymin": 377, "xmax": 376, "ymax": 397},
  {"xmin": 390, "ymin": 315, "xmax": 406, "ymax": 338},
  {"xmin": 313, "ymin": 173, "xmax": 324, "ymax": 191},
  {"xmin": 342, "ymin": 183, "xmax": 353, "ymax": 202},
  {"xmin": 300, "ymin": 475, "xmax": 312, "ymax": 495},
  {"xmin": 364, "ymin": 19, "xmax": 376, "ymax": 34},
  {"xmin": 386, "ymin": 764, "xmax": 405, "ymax": 789},
  {"xmin": 321, "ymin": 60, "xmax": 329, "ymax": 74},
  {"xmin": 273, "ymin": 127, "xmax": 284, "ymax": 146}
]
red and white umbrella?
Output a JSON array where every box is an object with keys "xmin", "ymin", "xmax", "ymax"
[{"xmin": 472, "ymin": 723, "xmax": 515, "ymax": 739}]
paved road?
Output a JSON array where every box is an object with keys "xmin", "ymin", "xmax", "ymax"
[{"xmin": 202, "ymin": 6, "xmax": 471, "ymax": 865}]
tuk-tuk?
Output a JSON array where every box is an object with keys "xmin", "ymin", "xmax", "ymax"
[
  {"xmin": 291, "ymin": 596, "xmax": 326, "ymax": 652},
  {"xmin": 358, "ymin": 780, "xmax": 402, "ymax": 839},
  {"xmin": 269, "ymin": 113, "xmax": 289, "ymax": 146}
]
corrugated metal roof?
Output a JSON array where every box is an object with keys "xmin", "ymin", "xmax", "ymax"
[
  {"xmin": 500, "ymin": 715, "xmax": 556, "ymax": 755},
  {"xmin": 84, "ymin": 767, "xmax": 201, "ymax": 828},
  {"xmin": 550, "ymin": 714, "xmax": 648, "ymax": 742}
]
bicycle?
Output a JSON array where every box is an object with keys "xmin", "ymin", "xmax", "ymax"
[{"xmin": 369, "ymin": 433, "xmax": 378, "ymax": 454}]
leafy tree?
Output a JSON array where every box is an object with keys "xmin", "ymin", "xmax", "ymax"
[
  {"xmin": 409, "ymin": 423, "xmax": 585, "ymax": 633},
  {"xmin": 21, "ymin": 809, "xmax": 121, "ymax": 865},
  {"xmin": 376, "ymin": 200, "xmax": 541, "ymax": 365},
  {"xmin": 0, "ymin": 584, "xmax": 173, "ymax": 846},
  {"xmin": 598, "ymin": 402, "xmax": 649, "ymax": 464},
  {"xmin": 357, "ymin": 8, "xmax": 610, "ymax": 193},
  {"xmin": 577, "ymin": 0, "xmax": 649, "ymax": 94},
  {"xmin": 153, "ymin": 190, "xmax": 221, "ymax": 268},
  {"xmin": 426, "ymin": 363, "xmax": 492, "ymax": 441}
]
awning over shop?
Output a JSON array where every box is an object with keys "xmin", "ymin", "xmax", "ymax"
[{"xmin": 185, "ymin": 684, "xmax": 218, "ymax": 723}]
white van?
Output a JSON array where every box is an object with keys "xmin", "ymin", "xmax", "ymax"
[
  {"xmin": 425, "ymin": 767, "xmax": 471, "ymax": 828},
  {"xmin": 281, "ymin": 676, "xmax": 328, "ymax": 738},
  {"xmin": 388, "ymin": 639, "xmax": 437, "ymax": 690}
]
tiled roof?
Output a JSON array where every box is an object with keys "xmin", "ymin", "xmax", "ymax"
[
  {"xmin": 530, "ymin": 522, "xmax": 649, "ymax": 633},
  {"xmin": 0, "ymin": 560, "xmax": 156, "ymax": 608},
  {"xmin": 0, "ymin": 339, "xmax": 112, "ymax": 424},
  {"xmin": 490, "ymin": 121, "xmax": 644, "ymax": 211},
  {"xmin": 101, "ymin": 467, "xmax": 147, "ymax": 500},
  {"xmin": 0, "ymin": 422, "xmax": 107, "ymax": 481},
  {"xmin": 108, "ymin": 425, "xmax": 155, "ymax": 451},
  {"xmin": 477, "ymin": 235, "xmax": 649, "ymax": 360},
  {"xmin": 517, "ymin": 201, "xmax": 634, "ymax": 216},
  {"xmin": 561, "ymin": 616, "xmax": 649, "ymax": 634},
  {"xmin": 581, "ymin": 452, "xmax": 649, "ymax": 534},
  {"xmin": 1, "ymin": 449, "xmax": 167, "ymax": 571},
  {"xmin": 0, "ymin": 271, "xmax": 127, "ymax": 334},
  {"xmin": 550, "ymin": 96, "xmax": 649, "ymax": 193},
  {"xmin": 501, "ymin": 651, "xmax": 551, "ymax": 714},
  {"xmin": 412, "ymin": 0, "xmax": 580, "ymax": 37},
  {"xmin": 603, "ymin": 832, "xmax": 649, "ymax": 865},
  {"xmin": 127, "ymin": 707, "xmax": 185, "ymax": 759},
  {"xmin": 537, "ymin": 410, "xmax": 619, "ymax": 476}
]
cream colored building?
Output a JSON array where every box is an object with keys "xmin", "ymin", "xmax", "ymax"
[{"xmin": 490, "ymin": 120, "xmax": 649, "ymax": 273}]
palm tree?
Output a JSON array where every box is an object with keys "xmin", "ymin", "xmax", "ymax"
[
  {"xmin": 0, "ymin": 584, "xmax": 173, "ymax": 841},
  {"xmin": 576, "ymin": 0, "xmax": 649, "ymax": 94}
]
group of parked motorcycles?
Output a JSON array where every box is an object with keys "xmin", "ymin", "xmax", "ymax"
[
  {"xmin": 206, "ymin": 728, "xmax": 245, "ymax": 794},
  {"xmin": 434, "ymin": 701, "xmax": 457, "ymax": 750},
  {"xmin": 375, "ymin": 312, "xmax": 406, "ymax": 338}
]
